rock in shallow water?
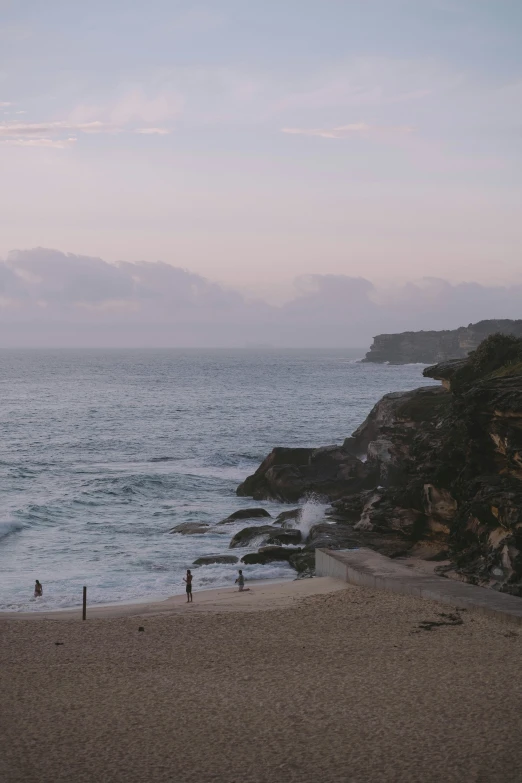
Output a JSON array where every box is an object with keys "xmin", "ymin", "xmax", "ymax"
[
  {"xmin": 229, "ymin": 526, "xmax": 302, "ymax": 549},
  {"xmin": 169, "ymin": 522, "xmax": 211, "ymax": 535},
  {"xmin": 274, "ymin": 508, "xmax": 301, "ymax": 527},
  {"xmin": 228, "ymin": 525, "xmax": 276, "ymax": 548},
  {"xmin": 266, "ymin": 529, "xmax": 302, "ymax": 546},
  {"xmin": 217, "ymin": 507, "xmax": 271, "ymax": 524},
  {"xmin": 240, "ymin": 547, "xmax": 297, "ymax": 565},
  {"xmin": 193, "ymin": 555, "xmax": 239, "ymax": 565}
]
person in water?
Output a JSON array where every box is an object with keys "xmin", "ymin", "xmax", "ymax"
[
  {"xmin": 235, "ymin": 569, "xmax": 249, "ymax": 592},
  {"xmin": 183, "ymin": 569, "xmax": 193, "ymax": 603},
  {"xmin": 34, "ymin": 580, "xmax": 43, "ymax": 598}
]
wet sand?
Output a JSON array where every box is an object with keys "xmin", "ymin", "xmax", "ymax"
[
  {"xmin": 0, "ymin": 576, "xmax": 347, "ymax": 620},
  {"xmin": 2, "ymin": 577, "xmax": 522, "ymax": 783}
]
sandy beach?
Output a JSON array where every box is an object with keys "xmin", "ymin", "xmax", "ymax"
[{"xmin": 2, "ymin": 576, "xmax": 522, "ymax": 783}]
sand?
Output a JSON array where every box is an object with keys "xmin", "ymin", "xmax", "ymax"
[{"xmin": 2, "ymin": 577, "xmax": 522, "ymax": 783}]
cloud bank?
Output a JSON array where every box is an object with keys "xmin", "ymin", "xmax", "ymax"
[
  {"xmin": 1, "ymin": 248, "xmax": 521, "ymax": 348},
  {"xmin": 281, "ymin": 123, "xmax": 414, "ymax": 139}
]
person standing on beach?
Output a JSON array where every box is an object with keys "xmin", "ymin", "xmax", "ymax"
[
  {"xmin": 34, "ymin": 579, "xmax": 43, "ymax": 598},
  {"xmin": 183, "ymin": 569, "xmax": 193, "ymax": 603},
  {"xmin": 235, "ymin": 569, "xmax": 249, "ymax": 592}
]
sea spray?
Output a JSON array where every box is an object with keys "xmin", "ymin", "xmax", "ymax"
[{"xmin": 295, "ymin": 497, "xmax": 330, "ymax": 540}]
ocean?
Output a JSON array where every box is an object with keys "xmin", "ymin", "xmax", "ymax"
[{"xmin": 0, "ymin": 349, "xmax": 436, "ymax": 612}]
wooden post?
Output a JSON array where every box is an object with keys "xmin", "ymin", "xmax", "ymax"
[{"xmin": 82, "ymin": 586, "xmax": 87, "ymax": 621}]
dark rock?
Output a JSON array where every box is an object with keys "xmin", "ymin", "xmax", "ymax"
[
  {"xmin": 327, "ymin": 493, "xmax": 366, "ymax": 522},
  {"xmin": 288, "ymin": 550, "xmax": 315, "ymax": 574},
  {"xmin": 229, "ymin": 525, "xmax": 276, "ymax": 548},
  {"xmin": 306, "ymin": 523, "xmax": 359, "ymax": 550},
  {"xmin": 266, "ymin": 528, "xmax": 302, "ymax": 546},
  {"xmin": 169, "ymin": 522, "xmax": 211, "ymax": 535},
  {"xmin": 193, "ymin": 555, "xmax": 239, "ymax": 565},
  {"xmin": 350, "ymin": 385, "xmax": 449, "ymax": 456},
  {"xmin": 237, "ymin": 447, "xmax": 314, "ymax": 499},
  {"xmin": 235, "ymin": 333, "xmax": 522, "ymax": 595},
  {"xmin": 236, "ymin": 445, "xmax": 368, "ymax": 502},
  {"xmin": 229, "ymin": 525, "xmax": 302, "ymax": 549},
  {"xmin": 274, "ymin": 508, "xmax": 301, "ymax": 527},
  {"xmin": 358, "ymin": 334, "xmax": 522, "ymax": 592},
  {"xmin": 240, "ymin": 547, "xmax": 297, "ymax": 565},
  {"xmin": 423, "ymin": 358, "xmax": 468, "ymax": 390},
  {"xmin": 218, "ymin": 508, "xmax": 271, "ymax": 524}
]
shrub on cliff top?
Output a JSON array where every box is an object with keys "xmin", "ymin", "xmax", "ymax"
[{"xmin": 452, "ymin": 333, "xmax": 522, "ymax": 393}]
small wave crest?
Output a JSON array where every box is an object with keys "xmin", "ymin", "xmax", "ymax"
[
  {"xmin": 0, "ymin": 520, "xmax": 24, "ymax": 540},
  {"xmin": 193, "ymin": 560, "xmax": 293, "ymax": 589}
]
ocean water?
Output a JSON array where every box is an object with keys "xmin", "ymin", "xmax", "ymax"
[{"xmin": 0, "ymin": 349, "xmax": 436, "ymax": 612}]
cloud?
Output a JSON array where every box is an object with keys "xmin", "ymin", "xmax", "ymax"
[
  {"xmin": 0, "ymin": 137, "xmax": 77, "ymax": 148},
  {"xmin": 281, "ymin": 123, "xmax": 414, "ymax": 139},
  {"xmin": 135, "ymin": 127, "xmax": 170, "ymax": 135},
  {"xmin": 0, "ymin": 101, "xmax": 11, "ymax": 107},
  {"xmin": 0, "ymin": 120, "xmax": 112, "ymax": 137},
  {"xmin": 0, "ymin": 111, "xmax": 175, "ymax": 148},
  {"xmin": 0, "ymin": 89, "xmax": 181, "ymax": 149},
  {"xmin": 1, "ymin": 248, "xmax": 521, "ymax": 348}
]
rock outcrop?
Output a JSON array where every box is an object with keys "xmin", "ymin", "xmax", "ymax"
[
  {"xmin": 236, "ymin": 445, "xmax": 369, "ymax": 502},
  {"xmin": 169, "ymin": 522, "xmax": 211, "ymax": 535},
  {"xmin": 237, "ymin": 334, "xmax": 522, "ymax": 596},
  {"xmin": 362, "ymin": 319, "xmax": 522, "ymax": 365}
]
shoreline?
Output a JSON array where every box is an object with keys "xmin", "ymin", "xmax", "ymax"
[{"xmin": 0, "ymin": 576, "xmax": 347, "ymax": 621}]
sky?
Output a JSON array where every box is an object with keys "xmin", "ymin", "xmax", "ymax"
[{"xmin": 0, "ymin": 1, "xmax": 521, "ymax": 344}]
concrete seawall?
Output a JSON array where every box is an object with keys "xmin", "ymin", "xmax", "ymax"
[{"xmin": 316, "ymin": 548, "xmax": 522, "ymax": 626}]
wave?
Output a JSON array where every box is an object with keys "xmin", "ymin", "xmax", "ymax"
[
  {"xmin": 189, "ymin": 560, "xmax": 294, "ymax": 589},
  {"xmin": 0, "ymin": 520, "xmax": 24, "ymax": 540},
  {"xmin": 82, "ymin": 474, "xmax": 179, "ymax": 498},
  {"xmin": 167, "ymin": 458, "xmax": 256, "ymax": 483}
]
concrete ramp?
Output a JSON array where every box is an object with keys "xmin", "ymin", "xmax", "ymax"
[{"xmin": 316, "ymin": 548, "xmax": 522, "ymax": 626}]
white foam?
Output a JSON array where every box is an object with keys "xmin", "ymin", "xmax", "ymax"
[
  {"xmin": 296, "ymin": 497, "xmax": 329, "ymax": 538},
  {"xmin": 0, "ymin": 560, "xmax": 295, "ymax": 612}
]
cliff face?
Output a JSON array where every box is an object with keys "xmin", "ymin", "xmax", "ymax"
[
  {"xmin": 362, "ymin": 319, "xmax": 522, "ymax": 364},
  {"xmin": 237, "ymin": 334, "xmax": 522, "ymax": 596}
]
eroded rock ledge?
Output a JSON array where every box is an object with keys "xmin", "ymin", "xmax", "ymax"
[{"xmin": 236, "ymin": 334, "xmax": 522, "ymax": 596}]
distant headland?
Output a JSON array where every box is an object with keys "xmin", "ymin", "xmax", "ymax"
[{"xmin": 363, "ymin": 319, "xmax": 522, "ymax": 365}]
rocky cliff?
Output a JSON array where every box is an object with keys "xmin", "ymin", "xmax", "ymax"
[
  {"xmin": 237, "ymin": 334, "xmax": 522, "ymax": 595},
  {"xmin": 362, "ymin": 319, "xmax": 522, "ymax": 364}
]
